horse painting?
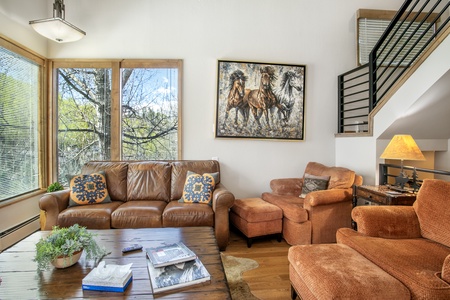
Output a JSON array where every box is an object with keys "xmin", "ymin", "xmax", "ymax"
[
  {"xmin": 223, "ymin": 70, "xmax": 248, "ymax": 128},
  {"xmin": 216, "ymin": 60, "xmax": 305, "ymax": 140},
  {"xmin": 246, "ymin": 66, "xmax": 283, "ymax": 130},
  {"xmin": 276, "ymin": 70, "xmax": 303, "ymax": 125}
]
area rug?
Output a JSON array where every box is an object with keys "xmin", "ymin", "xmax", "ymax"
[{"xmin": 221, "ymin": 254, "xmax": 260, "ymax": 300}]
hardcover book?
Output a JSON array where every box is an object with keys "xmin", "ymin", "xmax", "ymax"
[
  {"xmin": 146, "ymin": 242, "xmax": 196, "ymax": 267},
  {"xmin": 147, "ymin": 257, "xmax": 211, "ymax": 294},
  {"xmin": 82, "ymin": 262, "xmax": 133, "ymax": 292}
]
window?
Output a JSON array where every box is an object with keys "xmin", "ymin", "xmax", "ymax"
[
  {"xmin": 0, "ymin": 39, "xmax": 44, "ymax": 201},
  {"xmin": 56, "ymin": 66, "xmax": 112, "ymax": 183},
  {"xmin": 121, "ymin": 63, "xmax": 179, "ymax": 160},
  {"xmin": 357, "ymin": 9, "xmax": 436, "ymax": 66},
  {"xmin": 52, "ymin": 60, "xmax": 181, "ymax": 184}
]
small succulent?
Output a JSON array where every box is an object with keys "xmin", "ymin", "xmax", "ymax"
[{"xmin": 47, "ymin": 182, "xmax": 64, "ymax": 192}]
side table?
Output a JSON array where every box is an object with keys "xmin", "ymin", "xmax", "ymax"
[
  {"xmin": 352, "ymin": 185, "xmax": 417, "ymax": 229},
  {"xmin": 353, "ymin": 185, "xmax": 417, "ymax": 207}
]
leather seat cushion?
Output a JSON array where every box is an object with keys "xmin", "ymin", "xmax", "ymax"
[
  {"xmin": 111, "ymin": 200, "xmax": 167, "ymax": 228},
  {"xmin": 162, "ymin": 201, "xmax": 214, "ymax": 227},
  {"xmin": 58, "ymin": 201, "xmax": 122, "ymax": 229}
]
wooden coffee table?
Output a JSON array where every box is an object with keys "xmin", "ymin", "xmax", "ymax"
[{"xmin": 0, "ymin": 227, "xmax": 231, "ymax": 299}]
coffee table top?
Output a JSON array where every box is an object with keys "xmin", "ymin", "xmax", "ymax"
[{"xmin": 0, "ymin": 227, "xmax": 230, "ymax": 299}]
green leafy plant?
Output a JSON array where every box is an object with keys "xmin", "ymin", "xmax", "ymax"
[
  {"xmin": 34, "ymin": 224, "xmax": 108, "ymax": 271},
  {"xmin": 47, "ymin": 182, "xmax": 64, "ymax": 192}
]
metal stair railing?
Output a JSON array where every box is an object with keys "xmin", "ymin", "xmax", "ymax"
[{"xmin": 338, "ymin": 0, "xmax": 450, "ymax": 134}]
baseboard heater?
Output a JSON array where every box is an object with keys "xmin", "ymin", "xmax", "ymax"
[{"xmin": 0, "ymin": 215, "xmax": 40, "ymax": 252}]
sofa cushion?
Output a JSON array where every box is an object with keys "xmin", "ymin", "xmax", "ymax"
[
  {"xmin": 127, "ymin": 162, "xmax": 171, "ymax": 201},
  {"xmin": 82, "ymin": 161, "xmax": 128, "ymax": 201},
  {"xmin": 414, "ymin": 179, "xmax": 450, "ymax": 248},
  {"xmin": 262, "ymin": 192, "xmax": 308, "ymax": 223},
  {"xmin": 304, "ymin": 162, "xmax": 355, "ymax": 189},
  {"xmin": 162, "ymin": 201, "xmax": 214, "ymax": 227},
  {"xmin": 300, "ymin": 173, "xmax": 330, "ymax": 198},
  {"xmin": 288, "ymin": 244, "xmax": 410, "ymax": 299},
  {"xmin": 111, "ymin": 200, "xmax": 167, "ymax": 228},
  {"xmin": 68, "ymin": 172, "xmax": 111, "ymax": 207},
  {"xmin": 58, "ymin": 201, "xmax": 123, "ymax": 229},
  {"xmin": 179, "ymin": 171, "xmax": 219, "ymax": 205},
  {"xmin": 337, "ymin": 228, "xmax": 450, "ymax": 299},
  {"xmin": 171, "ymin": 160, "xmax": 220, "ymax": 200}
]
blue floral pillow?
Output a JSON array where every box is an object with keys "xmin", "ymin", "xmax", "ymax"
[
  {"xmin": 68, "ymin": 171, "xmax": 111, "ymax": 207},
  {"xmin": 179, "ymin": 171, "xmax": 219, "ymax": 205}
]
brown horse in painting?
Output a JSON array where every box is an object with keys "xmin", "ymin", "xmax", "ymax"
[
  {"xmin": 246, "ymin": 66, "xmax": 283, "ymax": 130},
  {"xmin": 223, "ymin": 70, "xmax": 248, "ymax": 127}
]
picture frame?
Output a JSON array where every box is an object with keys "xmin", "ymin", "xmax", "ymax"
[{"xmin": 215, "ymin": 60, "xmax": 305, "ymax": 140}]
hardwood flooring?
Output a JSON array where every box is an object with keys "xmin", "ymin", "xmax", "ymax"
[{"xmin": 224, "ymin": 227, "xmax": 292, "ymax": 300}]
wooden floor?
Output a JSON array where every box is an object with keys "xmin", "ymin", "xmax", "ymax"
[{"xmin": 224, "ymin": 227, "xmax": 291, "ymax": 300}]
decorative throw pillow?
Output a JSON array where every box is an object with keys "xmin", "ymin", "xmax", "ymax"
[
  {"xmin": 68, "ymin": 171, "xmax": 111, "ymax": 207},
  {"xmin": 179, "ymin": 171, "xmax": 219, "ymax": 205},
  {"xmin": 300, "ymin": 173, "xmax": 330, "ymax": 198}
]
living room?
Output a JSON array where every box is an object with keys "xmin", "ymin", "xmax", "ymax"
[
  {"xmin": 1, "ymin": 0, "xmax": 450, "ymax": 298},
  {"xmin": 0, "ymin": 0, "xmax": 418, "ymax": 240}
]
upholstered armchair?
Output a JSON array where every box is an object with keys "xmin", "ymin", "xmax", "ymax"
[{"xmin": 262, "ymin": 162, "xmax": 363, "ymax": 245}]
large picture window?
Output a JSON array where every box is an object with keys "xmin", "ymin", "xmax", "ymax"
[
  {"xmin": 56, "ymin": 67, "xmax": 112, "ymax": 182},
  {"xmin": 0, "ymin": 41, "xmax": 44, "ymax": 201},
  {"xmin": 121, "ymin": 65, "xmax": 179, "ymax": 160},
  {"xmin": 53, "ymin": 60, "xmax": 181, "ymax": 184}
]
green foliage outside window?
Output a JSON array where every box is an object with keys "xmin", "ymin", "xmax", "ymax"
[{"xmin": 56, "ymin": 65, "xmax": 179, "ymax": 185}]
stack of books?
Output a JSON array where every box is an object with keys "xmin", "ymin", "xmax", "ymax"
[{"xmin": 146, "ymin": 242, "xmax": 211, "ymax": 294}]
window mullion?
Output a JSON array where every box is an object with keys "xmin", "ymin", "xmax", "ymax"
[{"xmin": 110, "ymin": 62, "xmax": 121, "ymax": 160}]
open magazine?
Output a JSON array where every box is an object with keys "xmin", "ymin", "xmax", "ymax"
[
  {"xmin": 146, "ymin": 242, "xmax": 196, "ymax": 267},
  {"xmin": 147, "ymin": 257, "xmax": 211, "ymax": 294}
]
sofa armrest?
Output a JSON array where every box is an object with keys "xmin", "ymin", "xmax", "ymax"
[
  {"xmin": 39, "ymin": 189, "xmax": 70, "ymax": 230},
  {"xmin": 212, "ymin": 183, "xmax": 235, "ymax": 251},
  {"xmin": 441, "ymin": 255, "xmax": 450, "ymax": 284},
  {"xmin": 352, "ymin": 205, "xmax": 422, "ymax": 239},
  {"xmin": 269, "ymin": 178, "xmax": 303, "ymax": 196},
  {"xmin": 304, "ymin": 188, "xmax": 353, "ymax": 208}
]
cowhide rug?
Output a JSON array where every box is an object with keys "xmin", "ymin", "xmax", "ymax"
[{"xmin": 221, "ymin": 254, "xmax": 260, "ymax": 300}]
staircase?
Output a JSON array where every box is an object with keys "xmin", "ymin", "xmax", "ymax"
[{"xmin": 337, "ymin": 0, "xmax": 450, "ymax": 135}]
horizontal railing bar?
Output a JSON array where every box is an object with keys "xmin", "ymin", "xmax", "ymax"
[
  {"xmin": 343, "ymin": 114, "xmax": 369, "ymax": 120},
  {"xmin": 342, "ymin": 81, "xmax": 370, "ymax": 91},
  {"xmin": 340, "ymin": 97, "xmax": 369, "ymax": 105},
  {"xmin": 342, "ymin": 107, "xmax": 369, "ymax": 113}
]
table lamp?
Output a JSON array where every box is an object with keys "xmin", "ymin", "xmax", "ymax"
[{"xmin": 380, "ymin": 134, "xmax": 425, "ymax": 190}]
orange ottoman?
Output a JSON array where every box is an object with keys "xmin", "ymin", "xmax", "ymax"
[
  {"xmin": 288, "ymin": 244, "xmax": 410, "ymax": 299},
  {"xmin": 230, "ymin": 197, "xmax": 282, "ymax": 247}
]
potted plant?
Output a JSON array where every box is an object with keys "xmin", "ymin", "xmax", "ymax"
[
  {"xmin": 34, "ymin": 224, "xmax": 108, "ymax": 270},
  {"xmin": 47, "ymin": 181, "xmax": 64, "ymax": 193}
]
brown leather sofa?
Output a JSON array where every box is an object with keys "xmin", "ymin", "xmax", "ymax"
[
  {"xmin": 39, "ymin": 160, "xmax": 235, "ymax": 250},
  {"xmin": 262, "ymin": 162, "xmax": 363, "ymax": 245}
]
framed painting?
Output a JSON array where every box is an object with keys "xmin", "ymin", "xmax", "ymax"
[{"xmin": 215, "ymin": 60, "xmax": 305, "ymax": 140}]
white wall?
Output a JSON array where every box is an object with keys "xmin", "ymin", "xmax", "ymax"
[{"xmin": 1, "ymin": 0, "xmax": 404, "ymax": 199}]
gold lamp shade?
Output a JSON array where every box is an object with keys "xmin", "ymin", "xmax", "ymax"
[
  {"xmin": 381, "ymin": 135, "xmax": 425, "ymax": 190},
  {"xmin": 380, "ymin": 135, "xmax": 425, "ymax": 161}
]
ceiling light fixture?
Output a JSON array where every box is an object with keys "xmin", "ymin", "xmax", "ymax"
[{"xmin": 29, "ymin": 0, "xmax": 85, "ymax": 43}]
